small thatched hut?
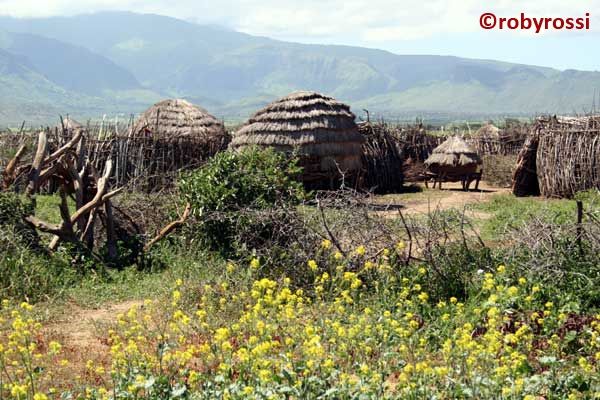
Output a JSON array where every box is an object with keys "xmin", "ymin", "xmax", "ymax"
[
  {"xmin": 425, "ymin": 136, "xmax": 482, "ymax": 174},
  {"xmin": 512, "ymin": 115, "xmax": 600, "ymax": 198},
  {"xmin": 114, "ymin": 99, "xmax": 229, "ymax": 188},
  {"xmin": 133, "ymin": 99, "xmax": 227, "ymax": 142},
  {"xmin": 475, "ymin": 122, "xmax": 500, "ymax": 139},
  {"xmin": 231, "ymin": 91, "xmax": 364, "ymax": 189},
  {"xmin": 424, "ymin": 136, "xmax": 483, "ymax": 189}
]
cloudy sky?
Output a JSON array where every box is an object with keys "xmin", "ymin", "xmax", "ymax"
[{"xmin": 0, "ymin": 0, "xmax": 598, "ymax": 70}]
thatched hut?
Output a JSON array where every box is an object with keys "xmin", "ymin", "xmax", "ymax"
[
  {"xmin": 512, "ymin": 115, "xmax": 600, "ymax": 198},
  {"xmin": 231, "ymin": 91, "xmax": 364, "ymax": 189},
  {"xmin": 424, "ymin": 136, "xmax": 483, "ymax": 189},
  {"xmin": 133, "ymin": 99, "xmax": 227, "ymax": 142},
  {"xmin": 475, "ymin": 122, "xmax": 500, "ymax": 139},
  {"xmin": 113, "ymin": 99, "xmax": 229, "ymax": 188},
  {"xmin": 425, "ymin": 136, "xmax": 482, "ymax": 174}
]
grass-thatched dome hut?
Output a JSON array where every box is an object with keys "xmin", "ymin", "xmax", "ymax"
[
  {"xmin": 121, "ymin": 99, "xmax": 229, "ymax": 189},
  {"xmin": 134, "ymin": 99, "xmax": 228, "ymax": 142},
  {"xmin": 425, "ymin": 136, "xmax": 482, "ymax": 175},
  {"xmin": 475, "ymin": 122, "xmax": 500, "ymax": 139},
  {"xmin": 230, "ymin": 91, "xmax": 364, "ymax": 189}
]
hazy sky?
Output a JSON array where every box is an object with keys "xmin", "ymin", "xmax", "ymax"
[{"xmin": 0, "ymin": 0, "xmax": 599, "ymax": 70}]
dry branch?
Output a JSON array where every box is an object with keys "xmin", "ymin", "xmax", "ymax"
[
  {"xmin": 44, "ymin": 129, "xmax": 82, "ymax": 166},
  {"xmin": 1, "ymin": 144, "xmax": 26, "ymax": 189},
  {"xmin": 143, "ymin": 203, "xmax": 191, "ymax": 251},
  {"xmin": 25, "ymin": 131, "xmax": 48, "ymax": 196}
]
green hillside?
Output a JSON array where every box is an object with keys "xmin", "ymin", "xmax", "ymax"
[{"xmin": 0, "ymin": 11, "xmax": 599, "ymax": 125}]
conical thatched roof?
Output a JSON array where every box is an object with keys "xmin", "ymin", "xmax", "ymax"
[
  {"xmin": 425, "ymin": 136, "xmax": 482, "ymax": 167},
  {"xmin": 475, "ymin": 123, "xmax": 500, "ymax": 138},
  {"xmin": 133, "ymin": 99, "xmax": 227, "ymax": 141},
  {"xmin": 231, "ymin": 91, "xmax": 364, "ymax": 177}
]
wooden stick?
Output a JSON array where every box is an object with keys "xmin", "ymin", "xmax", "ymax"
[
  {"xmin": 105, "ymin": 200, "xmax": 117, "ymax": 260},
  {"xmin": 69, "ymin": 159, "xmax": 113, "ymax": 226},
  {"xmin": 43, "ymin": 130, "xmax": 82, "ymax": 166},
  {"xmin": 25, "ymin": 131, "xmax": 48, "ymax": 196},
  {"xmin": 2, "ymin": 144, "xmax": 26, "ymax": 189},
  {"xmin": 143, "ymin": 203, "xmax": 191, "ymax": 251}
]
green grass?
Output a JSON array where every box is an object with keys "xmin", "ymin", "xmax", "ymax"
[
  {"xmin": 34, "ymin": 194, "xmax": 74, "ymax": 224},
  {"xmin": 471, "ymin": 190, "xmax": 600, "ymax": 240}
]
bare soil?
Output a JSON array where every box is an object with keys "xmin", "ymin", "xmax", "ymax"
[
  {"xmin": 43, "ymin": 299, "xmax": 144, "ymax": 379},
  {"xmin": 374, "ymin": 181, "xmax": 510, "ymax": 218}
]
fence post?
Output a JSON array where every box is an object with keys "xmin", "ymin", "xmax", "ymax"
[{"xmin": 576, "ymin": 200, "xmax": 583, "ymax": 257}]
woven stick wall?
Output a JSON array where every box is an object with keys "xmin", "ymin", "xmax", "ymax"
[
  {"xmin": 470, "ymin": 130, "xmax": 529, "ymax": 156},
  {"xmin": 469, "ymin": 121, "xmax": 530, "ymax": 156},
  {"xmin": 537, "ymin": 129, "xmax": 600, "ymax": 198},
  {"xmin": 1, "ymin": 105, "xmax": 230, "ymax": 191},
  {"xmin": 512, "ymin": 115, "xmax": 600, "ymax": 198},
  {"xmin": 399, "ymin": 128, "xmax": 445, "ymax": 162},
  {"xmin": 358, "ymin": 122, "xmax": 404, "ymax": 193},
  {"xmin": 356, "ymin": 121, "xmax": 445, "ymax": 185}
]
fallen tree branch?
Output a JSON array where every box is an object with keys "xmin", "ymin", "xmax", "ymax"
[{"xmin": 143, "ymin": 203, "xmax": 191, "ymax": 251}]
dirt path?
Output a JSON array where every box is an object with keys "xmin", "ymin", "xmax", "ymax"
[
  {"xmin": 45, "ymin": 300, "xmax": 142, "ymax": 350},
  {"xmin": 375, "ymin": 181, "xmax": 509, "ymax": 218}
]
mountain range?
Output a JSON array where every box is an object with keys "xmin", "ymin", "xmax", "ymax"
[{"xmin": 0, "ymin": 11, "xmax": 599, "ymax": 126}]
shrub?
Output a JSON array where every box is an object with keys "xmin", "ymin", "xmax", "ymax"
[
  {"xmin": 0, "ymin": 225, "xmax": 76, "ymax": 301},
  {"xmin": 502, "ymin": 219, "xmax": 600, "ymax": 308},
  {"xmin": 0, "ymin": 192, "xmax": 39, "ymax": 248},
  {"xmin": 179, "ymin": 147, "xmax": 305, "ymax": 255}
]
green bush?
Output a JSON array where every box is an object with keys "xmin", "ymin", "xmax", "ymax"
[
  {"xmin": 0, "ymin": 225, "xmax": 76, "ymax": 301},
  {"xmin": 0, "ymin": 192, "xmax": 39, "ymax": 247},
  {"xmin": 179, "ymin": 147, "xmax": 305, "ymax": 255}
]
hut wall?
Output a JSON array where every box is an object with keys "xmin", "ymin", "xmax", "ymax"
[
  {"xmin": 89, "ymin": 135, "xmax": 230, "ymax": 190},
  {"xmin": 400, "ymin": 129, "xmax": 444, "ymax": 162},
  {"xmin": 536, "ymin": 129, "xmax": 600, "ymax": 198},
  {"xmin": 359, "ymin": 122, "xmax": 404, "ymax": 193},
  {"xmin": 468, "ymin": 133, "xmax": 527, "ymax": 156}
]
